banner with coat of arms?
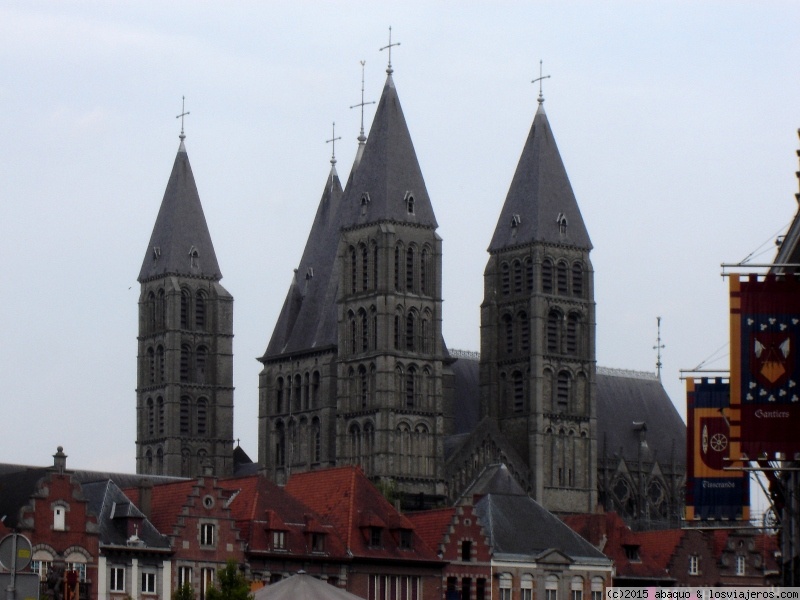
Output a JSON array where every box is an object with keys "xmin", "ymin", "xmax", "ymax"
[
  {"xmin": 730, "ymin": 273, "xmax": 800, "ymax": 457},
  {"xmin": 685, "ymin": 378, "xmax": 749, "ymax": 521}
]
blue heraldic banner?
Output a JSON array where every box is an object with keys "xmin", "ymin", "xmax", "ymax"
[{"xmin": 686, "ymin": 379, "xmax": 749, "ymax": 520}]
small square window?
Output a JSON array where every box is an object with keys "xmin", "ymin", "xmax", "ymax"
[
  {"xmin": 369, "ymin": 527, "xmax": 382, "ymax": 547},
  {"xmin": 312, "ymin": 532, "xmax": 325, "ymax": 553}
]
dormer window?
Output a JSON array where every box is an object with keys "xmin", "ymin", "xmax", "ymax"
[
  {"xmin": 399, "ymin": 529, "xmax": 413, "ymax": 550},
  {"xmin": 405, "ymin": 191, "xmax": 415, "ymax": 214},
  {"xmin": 557, "ymin": 212, "xmax": 568, "ymax": 234},
  {"xmin": 189, "ymin": 246, "xmax": 199, "ymax": 269},
  {"xmin": 272, "ymin": 530, "xmax": 286, "ymax": 550},
  {"xmin": 511, "ymin": 214, "xmax": 521, "ymax": 228},
  {"xmin": 369, "ymin": 526, "xmax": 382, "ymax": 547},
  {"xmin": 152, "ymin": 246, "xmax": 161, "ymax": 262},
  {"xmin": 311, "ymin": 532, "xmax": 326, "ymax": 553},
  {"xmin": 361, "ymin": 192, "xmax": 370, "ymax": 216},
  {"xmin": 623, "ymin": 544, "xmax": 641, "ymax": 562}
]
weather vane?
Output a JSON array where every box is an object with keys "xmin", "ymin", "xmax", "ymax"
[
  {"xmin": 326, "ymin": 122, "xmax": 341, "ymax": 166},
  {"xmin": 176, "ymin": 96, "xmax": 190, "ymax": 140},
  {"xmin": 350, "ymin": 60, "xmax": 376, "ymax": 144},
  {"xmin": 380, "ymin": 26, "xmax": 401, "ymax": 74},
  {"xmin": 531, "ymin": 60, "xmax": 551, "ymax": 104}
]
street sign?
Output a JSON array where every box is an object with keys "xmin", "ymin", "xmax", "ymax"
[
  {"xmin": 0, "ymin": 534, "xmax": 32, "ymax": 572},
  {"xmin": 0, "ymin": 573, "xmax": 40, "ymax": 600}
]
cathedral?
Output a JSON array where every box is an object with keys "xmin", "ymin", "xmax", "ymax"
[{"xmin": 135, "ymin": 63, "xmax": 686, "ymax": 527}]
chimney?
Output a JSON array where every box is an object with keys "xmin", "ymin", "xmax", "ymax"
[
  {"xmin": 53, "ymin": 446, "xmax": 67, "ymax": 474},
  {"xmin": 139, "ymin": 479, "xmax": 153, "ymax": 520}
]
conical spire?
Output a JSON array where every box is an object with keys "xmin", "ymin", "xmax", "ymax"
[
  {"xmin": 138, "ymin": 140, "xmax": 221, "ymax": 282},
  {"xmin": 263, "ymin": 163, "xmax": 343, "ymax": 357},
  {"xmin": 488, "ymin": 101, "xmax": 591, "ymax": 252},
  {"xmin": 342, "ymin": 74, "xmax": 437, "ymax": 229}
]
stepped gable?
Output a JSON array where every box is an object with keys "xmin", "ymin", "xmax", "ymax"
[
  {"xmin": 488, "ymin": 100, "xmax": 590, "ymax": 252},
  {"xmin": 124, "ymin": 479, "xmax": 197, "ymax": 535},
  {"xmin": 596, "ymin": 368, "xmax": 686, "ymax": 464},
  {"xmin": 138, "ymin": 140, "xmax": 221, "ymax": 282},
  {"xmin": 264, "ymin": 166, "xmax": 343, "ymax": 356},
  {"xmin": 340, "ymin": 74, "xmax": 438, "ymax": 229},
  {"xmin": 285, "ymin": 466, "xmax": 441, "ymax": 563}
]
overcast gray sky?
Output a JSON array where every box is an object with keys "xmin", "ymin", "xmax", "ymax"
[{"xmin": 2, "ymin": 2, "xmax": 799, "ymax": 477}]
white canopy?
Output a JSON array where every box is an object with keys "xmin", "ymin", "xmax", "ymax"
[{"xmin": 253, "ymin": 573, "xmax": 365, "ymax": 600}]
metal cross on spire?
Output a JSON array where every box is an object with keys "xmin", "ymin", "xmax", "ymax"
[
  {"xmin": 176, "ymin": 96, "xmax": 190, "ymax": 140},
  {"xmin": 654, "ymin": 316, "xmax": 665, "ymax": 380},
  {"xmin": 350, "ymin": 60, "xmax": 376, "ymax": 144},
  {"xmin": 380, "ymin": 26, "xmax": 401, "ymax": 75},
  {"xmin": 326, "ymin": 122, "xmax": 342, "ymax": 166},
  {"xmin": 531, "ymin": 60, "xmax": 551, "ymax": 105}
]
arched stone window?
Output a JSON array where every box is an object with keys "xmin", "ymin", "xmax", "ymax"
[
  {"xmin": 513, "ymin": 259, "xmax": 523, "ymax": 293},
  {"xmin": 275, "ymin": 377, "xmax": 284, "ymax": 413},
  {"xmin": 147, "ymin": 347, "xmax": 155, "ymax": 384},
  {"xmin": 415, "ymin": 423, "xmax": 430, "ymax": 476},
  {"xmin": 348, "ymin": 310, "xmax": 357, "ymax": 354},
  {"xmin": 147, "ymin": 291, "xmax": 157, "ymax": 332},
  {"xmin": 406, "ymin": 310, "xmax": 416, "ymax": 351},
  {"xmin": 311, "ymin": 371, "xmax": 320, "ymax": 408},
  {"xmin": 501, "ymin": 262, "xmax": 510, "ymax": 295},
  {"xmin": 195, "ymin": 345, "xmax": 207, "ymax": 384},
  {"xmin": 359, "ymin": 365, "xmax": 368, "ymax": 408},
  {"xmin": 303, "ymin": 372, "xmax": 310, "ymax": 410},
  {"xmin": 311, "ymin": 417, "xmax": 321, "ymax": 464},
  {"xmin": 542, "ymin": 258, "xmax": 554, "ymax": 293},
  {"xmin": 359, "ymin": 308, "xmax": 369, "ymax": 352},
  {"xmin": 566, "ymin": 313, "xmax": 580, "ymax": 354},
  {"xmin": 518, "ymin": 311, "xmax": 529, "ymax": 352},
  {"xmin": 572, "ymin": 262, "xmax": 584, "ymax": 297},
  {"xmin": 350, "ymin": 246, "xmax": 357, "ymax": 294},
  {"xmin": 394, "ymin": 244, "xmax": 403, "ymax": 291},
  {"xmin": 275, "ymin": 421, "xmax": 286, "ymax": 467},
  {"xmin": 293, "ymin": 375, "xmax": 302, "ymax": 412},
  {"xmin": 372, "ymin": 242, "xmax": 379, "ymax": 291},
  {"xmin": 556, "ymin": 371, "xmax": 570, "ymax": 412},
  {"xmin": 502, "ymin": 313, "xmax": 513, "ymax": 354},
  {"xmin": 397, "ymin": 423, "xmax": 411, "ymax": 474},
  {"xmin": 547, "ymin": 310, "xmax": 561, "ymax": 353},
  {"xmin": 349, "ymin": 422, "xmax": 362, "ymax": 465},
  {"xmin": 195, "ymin": 290, "xmax": 207, "ymax": 330},
  {"xmin": 180, "ymin": 396, "xmax": 190, "ymax": 434},
  {"xmin": 406, "ymin": 365, "xmax": 417, "ymax": 407},
  {"xmin": 363, "ymin": 422, "xmax": 375, "ymax": 473},
  {"xmin": 196, "ymin": 398, "xmax": 208, "ymax": 435},
  {"xmin": 157, "ymin": 396, "xmax": 164, "ymax": 435},
  {"xmin": 361, "ymin": 243, "xmax": 369, "ymax": 291},
  {"xmin": 557, "ymin": 260, "xmax": 569, "ymax": 295},
  {"xmin": 420, "ymin": 247, "xmax": 430, "ymax": 295},
  {"xmin": 147, "ymin": 398, "xmax": 155, "ymax": 436},
  {"xmin": 525, "ymin": 257, "xmax": 534, "ymax": 292},
  {"xmin": 156, "ymin": 447, "xmax": 163, "ymax": 475},
  {"xmin": 512, "ymin": 370, "xmax": 524, "ymax": 413},
  {"xmin": 180, "ymin": 344, "xmax": 191, "ymax": 382},
  {"xmin": 157, "ymin": 288, "xmax": 166, "ymax": 330},
  {"xmin": 406, "ymin": 246, "xmax": 416, "ymax": 293},
  {"xmin": 180, "ymin": 289, "xmax": 190, "ymax": 328},
  {"xmin": 157, "ymin": 346, "xmax": 165, "ymax": 383}
]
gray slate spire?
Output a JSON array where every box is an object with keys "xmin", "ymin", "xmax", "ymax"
[
  {"xmin": 264, "ymin": 164, "xmax": 343, "ymax": 356},
  {"xmin": 342, "ymin": 74, "xmax": 437, "ymax": 229},
  {"xmin": 488, "ymin": 102, "xmax": 591, "ymax": 252},
  {"xmin": 138, "ymin": 141, "xmax": 222, "ymax": 282}
]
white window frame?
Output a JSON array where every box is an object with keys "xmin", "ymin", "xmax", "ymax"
[
  {"xmin": 141, "ymin": 571, "xmax": 156, "ymax": 594},
  {"xmin": 736, "ymin": 555, "xmax": 746, "ymax": 576},
  {"xmin": 178, "ymin": 566, "xmax": 193, "ymax": 587},
  {"xmin": 110, "ymin": 566, "xmax": 126, "ymax": 592},
  {"xmin": 499, "ymin": 573, "xmax": 513, "ymax": 600},
  {"xmin": 53, "ymin": 505, "xmax": 66, "ymax": 531},
  {"xmin": 689, "ymin": 555, "xmax": 699, "ymax": 576},
  {"xmin": 201, "ymin": 568, "xmax": 215, "ymax": 597},
  {"xmin": 521, "ymin": 573, "xmax": 534, "ymax": 600},
  {"xmin": 200, "ymin": 522, "xmax": 215, "ymax": 546},
  {"xmin": 272, "ymin": 530, "xmax": 286, "ymax": 550}
]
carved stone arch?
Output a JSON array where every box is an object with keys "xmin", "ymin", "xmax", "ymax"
[
  {"xmin": 512, "ymin": 258, "xmax": 524, "ymax": 293},
  {"xmin": 556, "ymin": 259, "xmax": 569, "ymax": 295},
  {"xmin": 542, "ymin": 257, "xmax": 554, "ymax": 294},
  {"xmin": 394, "ymin": 241, "xmax": 405, "ymax": 292},
  {"xmin": 571, "ymin": 260, "xmax": 585, "ymax": 298},
  {"xmin": 546, "ymin": 308, "xmax": 563, "ymax": 353},
  {"xmin": 501, "ymin": 260, "xmax": 511, "ymax": 295}
]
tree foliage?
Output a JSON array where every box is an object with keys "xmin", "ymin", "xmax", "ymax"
[
  {"xmin": 172, "ymin": 583, "xmax": 196, "ymax": 600},
  {"xmin": 205, "ymin": 560, "xmax": 252, "ymax": 600}
]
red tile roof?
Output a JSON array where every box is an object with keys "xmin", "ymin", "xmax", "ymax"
[
  {"xmin": 406, "ymin": 507, "xmax": 455, "ymax": 554},
  {"xmin": 285, "ymin": 466, "xmax": 440, "ymax": 563}
]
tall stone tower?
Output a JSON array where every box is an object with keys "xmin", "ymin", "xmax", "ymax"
[
  {"xmin": 480, "ymin": 91, "xmax": 597, "ymax": 512},
  {"xmin": 259, "ymin": 68, "xmax": 450, "ymax": 497},
  {"xmin": 136, "ymin": 133, "xmax": 234, "ymax": 478}
]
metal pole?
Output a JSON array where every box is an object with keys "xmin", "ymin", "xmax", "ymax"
[{"xmin": 6, "ymin": 534, "xmax": 17, "ymax": 600}]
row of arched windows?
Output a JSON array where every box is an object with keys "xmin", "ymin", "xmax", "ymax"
[
  {"xmin": 347, "ymin": 307, "xmax": 377, "ymax": 354},
  {"xmin": 145, "ymin": 345, "xmax": 165, "ymax": 386},
  {"xmin": 274, "ymin": 371, "xmax": 321, "ymax": 414},
  {"xmin": 546, "ymin": 309, "xmax": 584, "ymax": 356},
  {"xmin": 143, "ymin": 287, "xmax": 209, "ymax": 333},
  {"xmin": 499, "ymin": 369, "xmax": 527, "ymax": 413},
  {"xmin": 348, "ymin": 242, "xmax": 379, "ymax": 295},
  {"xmin": 394, "ymin": 306, "xmax": 433, "ymax": 354},
  {"xmin": 543, "ymin": 368, "xmax": 589, "ymax": 415},
  {"xmin": 396, "ymin": 363, "xmax": 434, "ymax": 410},
  {"xmin": 348, "ymin": 421, "xmax": 375, "ymax": 473},
  {"xmin": 143, "ymin": 444, "xmax": 216, "ymax": 477},
  {"xmin": 180, "ymin": 395, "xmax": 211, "ymax": 436},
  {"xmin": 546, "ymin": 425, "xmax": 589, "ymax": 488},
  {"xmin": 180, "ymin": 343, "xmax": 210, "ymax": 384},
  {"xmin": 499, "ymin": 257, "xmax": 585, "ymax": 298},
  {"xmin": 500, "ymin": 311, "xmax": 530, "ymax": 355},
  {"xmin": 395, "ymin": 422, "xmax": 432, "ymax": 476},
  {"xmin": 144, "ymin": 396, "xmax": 164, "ymax": 437},
  {"xmin": 346, "ymin": 364, "xmax": 376, "ymax": 412},
  {"xmin": 395, "ymin": 242, "xmax": 433, "ymax": 296},
  {"xmin": 274, "ymin": 417, "xmax": 322, "ymax": 467}
]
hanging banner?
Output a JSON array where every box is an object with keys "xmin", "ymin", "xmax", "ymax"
[
  {"xmin": 685, "ymin": 378, "xmax": 749, "ymax": 521},
  {"xmin": 730, "ymin": 273, "xmax": 800, "ymax": 457}
]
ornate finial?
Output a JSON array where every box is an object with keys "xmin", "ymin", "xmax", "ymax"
[
  {"xmin": 350, "ymin": 60, "xmax": 376, "ymax": 143},
  {"xmin": 653, "ymin": 316, "xmax": 665, "ymax": 380},
  {"xmin": 531, "ymin": 60, "xmax": 551, "ymax": 105},
  {"xmin": 176, "ymin": 96, "xmax": 190, "ymax": 140},
  {"xmin": 380, "ymin": 26, "xmax": 401, "ymax": 75},
  {"xmin": 326, "ymin": 122, "xmax": 341, "ymax": 166}
]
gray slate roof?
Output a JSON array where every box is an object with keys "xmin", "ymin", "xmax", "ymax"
[
  {"xmin": 80, "ymin": 480, "xmax": 170, "ymax": 549},
  {"xmin": 264, "ymin": 166, "xmax": 343, "ymax": 357},
  {"xmin": 489, "ymin": 102, "xmax": 591, "ymax": 252},
  {"xmin": 138, "ymin": 140, "xmax": 221, "ymax": 282},
  {"xmin": 474, "ymin": 492, "xmax": 609, "ymax": 563},
  {"xmin": 596, "ymin": 368, "xmax": 686, "ymax": 465},
  {"xmin": 0, "ymin": 467, "xmax": 51, "ymax": 528},
  {"xmin": 341, "ymin": 74, "xmax": 438, "ymax": 229}
]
